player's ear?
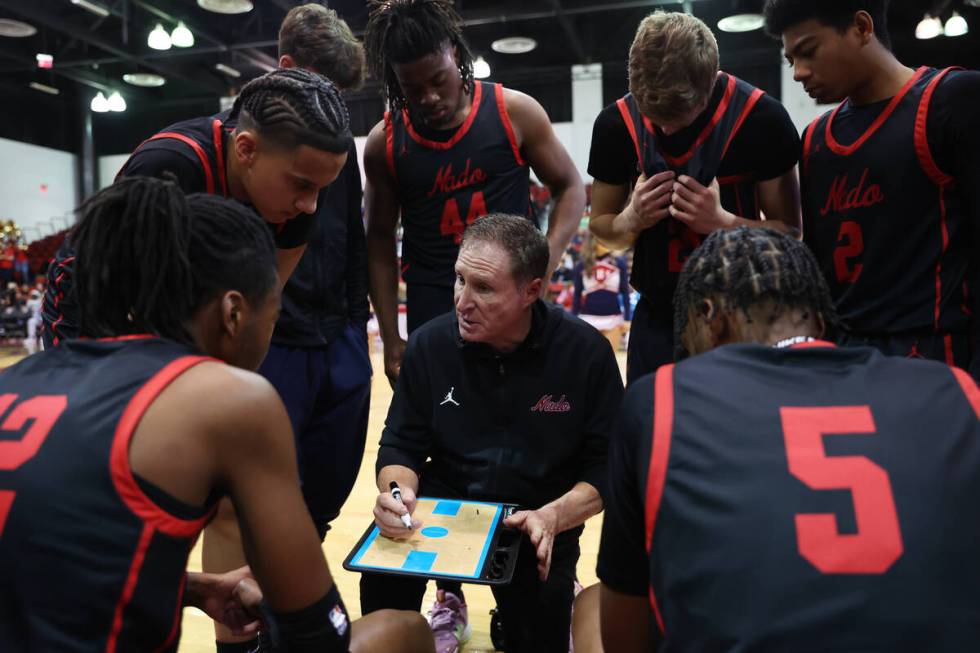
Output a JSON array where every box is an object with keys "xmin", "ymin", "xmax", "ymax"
[
  {"xmin": 220, "ymin": 290, "xmax": 247, "ymax": 337},
  {"xmin": 706, "ymin": 300, "xmax": 735, "ymax": 348},
  {"xmin": 815, "ymin": 312, "xmax": 827, "ymax": 339},
  {"xmin": 234, "ymin": 130, "xmax": 259, "ymax": 166}
]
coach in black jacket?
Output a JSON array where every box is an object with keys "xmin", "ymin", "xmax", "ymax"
[{"xmin": 361, "ymin": 214, "xmax": 624, "ymax": 653}]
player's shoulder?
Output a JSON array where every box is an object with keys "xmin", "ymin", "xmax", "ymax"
[
  {"xmin": 162, "ymin": 361, "xmax": 283, "ymax": 429},
  {"xmin": 406, "ymin": 311, "xmax": 458, "ymax": 353},
  {"xmin": 931, "ymin": 68, "xmax": 980, "ymax": 106}
]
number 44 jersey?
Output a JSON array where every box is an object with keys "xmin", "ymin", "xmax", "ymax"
[{"xmin": 599, "ymin": 341, "xmax": 980, "ymax": 652}]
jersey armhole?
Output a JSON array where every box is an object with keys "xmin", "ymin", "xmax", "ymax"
[
  {"xmin": 384, "ymin": 112, "xmax": 398, "ymax": 183},
  {"xmin": 109, "ymin": 355, "xmax": 219, "ymax": 537},
  {"xmin": 720, "ymin": 88, "xmax": 765, "ymax": 161},
  {"xmin": 495, "ymin": 84, "xmax": 527, "ymax": 167},
  {"xmin": 644, "ymin": 363, "xmax": 675, "ymax": 635},
  {"xmin": 914, "ymin": 67, "xmax": 960, "ymax": 187},
  {"xmin": 801, "ymin": 115, "xmax": 822, "ymax": 179},
  {"xmin": 951, "ymin": 367, "xmax": 980, "ymax": 421}
]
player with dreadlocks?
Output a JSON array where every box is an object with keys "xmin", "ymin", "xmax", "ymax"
[
  {"xmin": 42, "ymin": 66, "xmax": 352, "ymax": 348},
  {"xmin": 362, "ymin": 0, "xmax": 585, "ymax": 395},
  {"xmin": 581, "ymin": 226, "xmax": 980, "ymax": 652},
  {"xmin": 0, "ymin": 176, "xmax": 435, "ymax": 653}
]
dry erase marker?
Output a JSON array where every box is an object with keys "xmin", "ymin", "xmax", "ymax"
[{"xmin": 389, "ymin": 481, "xmax": 414, "ymax": 529}]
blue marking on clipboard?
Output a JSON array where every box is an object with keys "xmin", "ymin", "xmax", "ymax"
[
  {"xmin": 402, "ymin": 550, "xmax": 438, "ymax": 572},
  {"xmin": 431, "ymin": 500, "xmax": 461, "ymax": 516}
]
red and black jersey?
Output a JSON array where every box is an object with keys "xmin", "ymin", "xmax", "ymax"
[
  {"xmin": 802, "ymin": 67, "xmax": 971, "ymax": 359},
  {"xmin": 386, "ymin": 81, "xmax": 532, "ymax": 287},
  {"xmin": 0, "ymin": 337, "xmax": 217, "ymax": 652},
  {"xmin": 616, "ymin": 72, "xmax": 766, "ymax": 307},
  {"xmin": 598, "ymin": 341, "xmax": 980, "ymax": 650},
  {"xmin": 42, "ymin": 111, "xmax": 313, "ymax": 348}
]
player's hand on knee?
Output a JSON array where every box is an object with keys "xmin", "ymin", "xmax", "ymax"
[
  {"xmin": 504, "ymin": 507, "xmax": 558, "ymax": 581},
  {"xmin": 626, "ymin": 170, "xmax": 675, "ymax": 234},
  {"xmin": 374, "ymin": 487, "xmax": 421, "ymax": 539},
  {"xmin": 383, "ymin": 337, "xmax": 408, "ymax": 389}
]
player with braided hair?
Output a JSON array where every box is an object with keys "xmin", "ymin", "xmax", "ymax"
[
  {"xmin": 42, "ymin": 67, "xmax": 352, "ymax": 348},
  {"xmin": 587, "ymin": 226, "xmax": 980, "ymax": 652},
  {"xmin": 362, "ymin": 0, "xmax": 585, "ymax": 393},
  {"xmin": 0, "ymin": 176, "xmax": 436, "ymax": 653}
]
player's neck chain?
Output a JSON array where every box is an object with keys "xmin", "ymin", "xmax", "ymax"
[{"xmin": 773, "ymin": 335, "xmax": 816, "ymax": 349}]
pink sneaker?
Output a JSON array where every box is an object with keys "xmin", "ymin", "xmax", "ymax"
[{"xmin": 428, "ymin": 590, "xmax": 471, "ymax": 653}]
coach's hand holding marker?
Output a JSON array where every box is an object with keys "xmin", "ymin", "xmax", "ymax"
[
  {"xmin": 389, "ymin": 481, "xmax": 414, "ymax": 529},
  {"xmin": 373, "ymin": 479, "xmax": 421, "ymax": 539}
]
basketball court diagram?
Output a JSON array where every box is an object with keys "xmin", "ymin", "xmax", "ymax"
[{"xmin": 347, "ymin": 498, "xmax": 502, "ymax": 580}]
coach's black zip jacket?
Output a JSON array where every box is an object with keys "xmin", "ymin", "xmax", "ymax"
[{"xmin": 377, "ymin": 300, "xmax": 623, "ymax": 514}]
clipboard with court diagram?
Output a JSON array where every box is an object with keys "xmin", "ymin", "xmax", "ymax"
[{"xmin": 343, "ymin": 498, "xmax": 521, "ymax": 585}]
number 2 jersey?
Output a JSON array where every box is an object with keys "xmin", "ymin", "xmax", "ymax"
[
  {"xmin": 385, "ymin": 80, "xmax": 531, "ymax": 287},
  {"xmin": 598, "ymin": 341, "xmax": 980, "ymax": 651},
  {"xmin": 802, "ymin": 67, "xmax": 972, "ymax": 349},
  {"xmin": 0, "ymin": 337, "xmax": 216, "ymax": 652}
]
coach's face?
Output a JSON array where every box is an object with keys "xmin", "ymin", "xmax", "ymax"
[
  {"xmin": 781, "ymin": 16, "xmax": 870, "ymax": 105},
  {"xmin": 454, "ymin": 241, "xmax": 540, "ymax": 351}
]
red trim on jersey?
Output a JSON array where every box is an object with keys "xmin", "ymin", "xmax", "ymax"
[
  {"xmin": 914, "ymin": 67, "xmax": 958, "ymax": 187},
  {"xmin": 944, "ymin": 334, "xmax": 954, "ymax": 366},
  {"xmin": 934, "ymin": 188, "xmax": 949, "ymax": 331},
  {"xmin": 644, "ymin": 364, "xmax": 674, "ymax": 634},
  {"xmin": 790, "ymin": 340, "xmax": 837, "ymax": 349},
  {"xmin": 105, "ymin": 523, "xmax": 154, "ymax": 653},
  {"xmin": 825, "ymin": 67, "xmax": 927, "ymax": 157},
  {"xmin": 145, "ymin": 132, "xmax": 215, "ymax": 194},
  {"xmin": 211, "ymin": 119, "xmax": 228, "ymax": 197},
  {"xmin": 660, "ymin": 73, "xmax": 737, "ymax": 168},
  {"xmin": 95, "ymin": 334, "xmax": 156, "ymax": 342},
  {"xmin": 952, "ymin": 367, "xmax": 980, "ymax": 421},
  {"xmin": 495, "ymin": 83, "xmax": 526, "ymax": 167},
  {"xmin": 720, "ymin": 87, "xmax": 764, "ymax": 160},
  {"xmin": 384, "ymin": 112, "xmax": 398, "ymax": 183},
  {"xmin": 801, "ymin": 116, "xmax": 821, "ymax": 178},
  {"xmin": 718, "ymin": 173, "xmax": 753, "ymax": 185},
  {"xmin": 155, "ymin": 571, "xmax": 189, "ymax": 653},
  {"xmin": 403, "ymin": 81, "xmax": 484, "ymax": 150},
  {"xmin": 616, "ymin": 98, "xmax": 642, "ymax": 162},
  {"xmin": 0, "ymin": 491, "xmax": 13, "ymax": 536},
  {"xmin": 110, "ymin": 355, "xmax": 218, "ymax": 537}
]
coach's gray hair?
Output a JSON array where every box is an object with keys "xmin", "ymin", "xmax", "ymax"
[{"xmin": 460, "ymin": 213, "xmax": 549, "ymax": 286}]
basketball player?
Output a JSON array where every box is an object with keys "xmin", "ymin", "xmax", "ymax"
[
  {"xmin": 596, "ymin": 227, "xmax": 980, "ymax": 651},
  {"xmin": 588, "ymin": 11, "xmax": 802, "ymax": 383},
  {"xmin": 764, "ymin": 0, "xmax": 980, "ymax": 377},
  {"xmin": 0, "ymin": 177, "xmax": 435, "ymax": 652},
  {"xmin": 362, "ymin": 0, "xmax": 585, "ymax": 388},
  {"xmin": 210, "ymin": 10, "xmax": 373, "ymax": 651},
  {"xmin": 42, "ymin": 66, "xmax": 352, "ymax": 348}
]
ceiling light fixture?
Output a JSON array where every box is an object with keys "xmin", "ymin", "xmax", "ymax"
[
  {"xmin": 107, "ymin": 91, "xmax": 126, "ymax": 112},
  {"xmin": 70, "ymin": 0, "xmax": 110, "ymax": 18},
  {"xmin": 0, "ymin": 19, "xmax": 37, "ymax": 38},
  {"xmin": 91, "ymin": 92, "xmax": 110, "ymax": 113},
  {"xmin": 215, "ymin": 62, "xmax": 241, "ymax": 78},
  {"xmin": 171, "ymin": 21, "xmax": 194, "ymax": 47},
  {"xmin": 35, "ymin": 53, "xmax": 53, "ymax": 69},
  {"xmin": 123, "ymin": 72, "xmax": 166, "ymax": 87},
  {"xmin": 944, "ymin": 11, "xmax": 969, "ymax": 37},
  {"xmin": 915, "ymin": 14, "xmax": 943, "ymax": 39},
  {"xmin": 197, "ymin": 0, "xmax": 253, "ymax": 15},
  {"xmin": 29, "ymin": 82, "xmax": 60, "ymax": 95},
  {"xmin": 473, "ymin": 56, "xmax": 491, "ymax": 79},
  {"xmin": 148, "ymin": 23, "xmax": 171, "ymax": 50},
  {"xmin": 491, "ymin": 36, "xmax": 537, "ymax": 54},
  {"xmin": 717, "ymin": 13, "xmax": 765, "ymax": 33}
]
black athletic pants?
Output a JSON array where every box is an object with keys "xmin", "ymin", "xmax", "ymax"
[{"xmin": 625, "ymin": 295, "xmax": 675, "ymax": 386}]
